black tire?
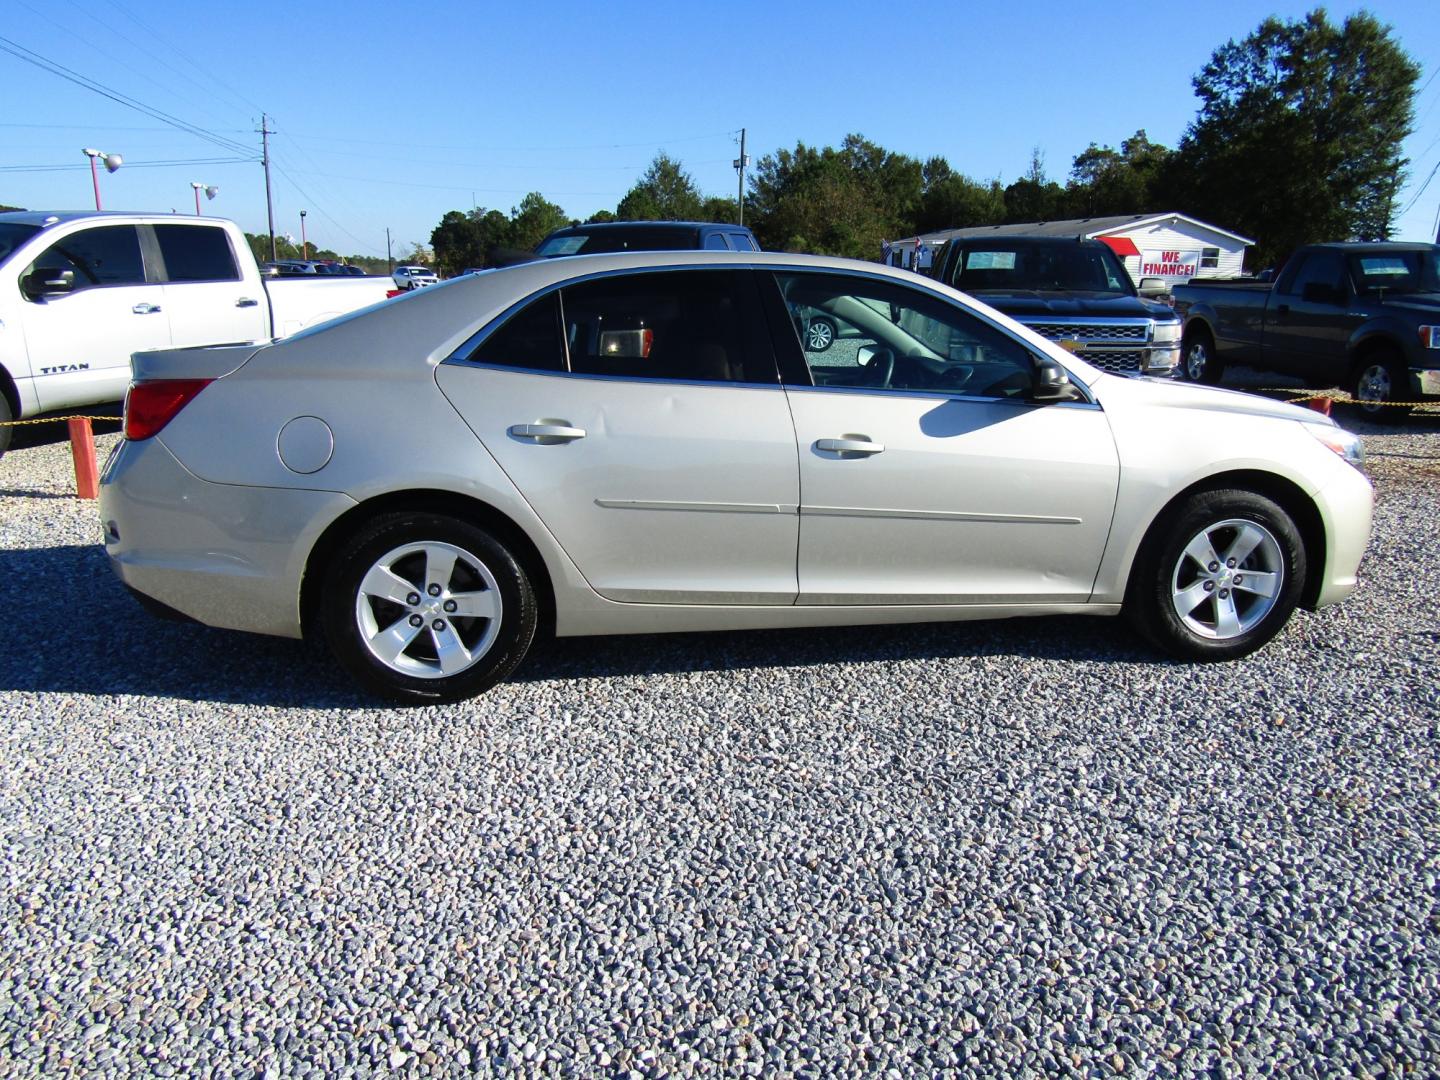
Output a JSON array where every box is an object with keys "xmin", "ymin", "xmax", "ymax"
[
  {"xmin": 1181, "ymin": 327, "xmax": 1223, "ymax": 384},
  {"xmin": 0, "ymin": 393, "xmax": 12, "ymax": 458},
  {"xmin": 805, "ymin": 317, "xmax": 836, "ymax": 352},
  {"xmin": 1126, "ymin": 488, "xmax": 1305, "ymax": 662},
  {"xmin": 321, "ymin": 512, "xmax": 537, "ymax": 704},
  {"xmin": 1351, "ymin": 351, "xmax": 1413, "ymax": 423}
]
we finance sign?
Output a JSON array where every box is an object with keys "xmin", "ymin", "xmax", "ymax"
[{"xmin": 1140, "ymin": 249, "xmax": 1200, "ymax": 281}]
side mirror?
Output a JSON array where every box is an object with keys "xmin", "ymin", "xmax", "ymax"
[
  {"xmin": 21, "ymin": 267, "xmax": 75, "ymax": 300},
  {"xmin": 1138, "ymin": 277, "xmax": 1167, "ymax": 292},
  {"xmin": 1031, "ymin": 356, "xmax": 1084, "ymax": 403}
]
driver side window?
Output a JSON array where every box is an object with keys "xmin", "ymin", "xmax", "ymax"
[
  {"xmin": 771, "ymin": 271, "xmax": 1037, "ymax": 399},
  {"xmin": 27, "ymin": 225, "xmax": 146, "ymax": 294}
]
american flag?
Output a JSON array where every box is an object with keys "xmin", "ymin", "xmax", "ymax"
[{"xmin": 880, "ymin": 239, "xmax": 893, "ymax": 262}]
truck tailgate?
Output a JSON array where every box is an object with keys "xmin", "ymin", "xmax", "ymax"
[{"xmin": 263, "ymin": 277, "xmax": 394, "ymax": 339}]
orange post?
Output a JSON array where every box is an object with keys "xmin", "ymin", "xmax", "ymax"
[
  {"xmin": 67, "ymin": 417, "xmax": 99, "ymax": 499},
  {"xmin": 1304, "ymin": 396, "xmax": 1332, "ymax": 417}
]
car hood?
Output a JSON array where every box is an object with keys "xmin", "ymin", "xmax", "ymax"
[
  {"xmin": 1092, "ymin": 373, "xmax": 1328, "ymax": 426},
  {"xmin": 964, "ymin": 292, "xmax": 1175, "ymax": 319}
]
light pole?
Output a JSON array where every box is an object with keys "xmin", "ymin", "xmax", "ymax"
[
  {"xmin": 299, "ymin": 210, "xmax": 308, "ymax": 260},
  {"xmin": 191, "ymin": 182, "xmax": 218, "ymax": 215},
  {"xmin": 81, "ymin": 148, "xmax": 123, "ymax": 211}
]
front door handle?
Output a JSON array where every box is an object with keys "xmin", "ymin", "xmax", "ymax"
[
  {"xmin": 815, "ymin": 435, "xmax": 884, "ymax": 457},
  {"xmin": 509, "ymin": 422, "xmax": 586, "ymax": 444},
  {"xmin": 132, "ymin": 302, "xmax": 162, "ymax": 315},
  {"xmin": 236, "ymin": 297, "xmax": 259, "ymax": 308}
]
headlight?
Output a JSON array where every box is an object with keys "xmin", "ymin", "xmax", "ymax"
[
  {"xmin": 1152, "ymin": 321, "xmax": 1182, "ymax": 344},
  {"xmin": 1304, "ymin": 422, "xmax": 1364, "ymax": 469}
]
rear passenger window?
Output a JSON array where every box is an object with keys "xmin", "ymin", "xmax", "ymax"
[
  {"xmin": 29, "ymin": 225, "xmax": 145, "ymax": 290},
  {"xmin": 703, "ymin": 233, "xmax": 729, "ymax": 250},
  {"xmin": 153, "ymin": 225, "xmax": 240, "ymax": 282},
  {"xmin": 469, "ymin": 292, "xmax": 565, "ymax": 371},
  {"xmin": 728, "ymin": 234, "xmax": 758, "ymax": 252},
  {"xmin": 561, "ymin": 270, "xmax": 772, "ymax": 383}
]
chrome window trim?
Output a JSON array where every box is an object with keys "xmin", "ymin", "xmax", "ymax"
[
  {"xmin": 444, "ymin": 361, "xmax": 784, "ymax": 393},
  {"xmin": 782, "ymin": 382, "xmax": 1101, "ymax": 410}
]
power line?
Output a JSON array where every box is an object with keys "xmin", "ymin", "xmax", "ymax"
[
  {"xmin": 0, "ymin": 156, "xmax": 251, "ymax": 173},
  {"xmin": 0, "ymin": 34, "xmax": 254, "ymax": 158},
  {"xmin": 278, "ymin": 129, "xmax": 739, "ymax": 153}
]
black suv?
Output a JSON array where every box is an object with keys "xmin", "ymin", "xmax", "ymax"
[{"xmin": 536, "ymin": 221, "xmax": 759, "ymax": 257}]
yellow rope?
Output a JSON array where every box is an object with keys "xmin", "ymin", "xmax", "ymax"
[{"xmin": 0, "ymin": 415, "xmax": 120, "ymax": 427}]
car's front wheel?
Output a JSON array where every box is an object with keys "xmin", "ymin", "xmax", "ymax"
[
  {"xmin": 1352, "ymin": 352, "xmax": 1412, "ymax": 423},
  {"xmin": 1126, "ymin": 489, "xmax": 1305, "ymax": 662},
  {"xmin": 1181, "ymin": 328, "xmax": 1222, "ymax": 384},
  {"xmin": 321, "ymin": 513, "xmax": 537, "ymax": 703}
]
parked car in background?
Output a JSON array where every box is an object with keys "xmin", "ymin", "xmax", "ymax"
[
  {"xmin": 0, "ymin": 211, "xmax": 392, "ymax": 457},
  {"xmin": 100, "ymin": 251, "xmax": 1370, "ymax": 703},
  {"xmin": 1173, "ymin": 242, "xmax": 1440, "ymax": 419},
  {"xmin": 265, "ymin": 259, "xmax": 318, "ymax": 276},
  {"xmin": 927, "ymin": 236, "xmax": 1182, "ymax": 377},
  {"xmin": 535, "ymin": 220, "xmax": 760, "ymax": 257},
  {"xmin": 392, "ymin": 265, "xmax": 438, "ymax": 290}
]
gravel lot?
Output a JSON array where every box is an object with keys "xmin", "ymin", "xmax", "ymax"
[{"xmin": 2, "ymin": 400, "xmax": 1438, "ymax": 1077}]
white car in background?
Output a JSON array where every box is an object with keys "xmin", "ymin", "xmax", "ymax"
[
  {"xmin": 99, "ymin": 251, "xmax": 1372, "ymax": 703},
  {"xmin": 392, "ymin": 265, "xmax": 438, "ymax": 290}
]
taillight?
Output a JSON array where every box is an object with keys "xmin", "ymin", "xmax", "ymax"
[{"xmin": 124, "ymin": 379, "xmax": 213, "ymax": 440}]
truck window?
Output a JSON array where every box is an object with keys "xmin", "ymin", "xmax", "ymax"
[
  {"xmin": 703, "ymin": 233, "xmax": 729, "ymax": 250},
  {"xmin": 153, "ymin": 224, "xmax": 241, "ymax": 282},
  {"xmin": 29, "ymin": 225, "xmax": 145, "ymax": 290},
  {"xmin": 1280, "ymin": 252, "xmax": 1345, "ymax": 298}
]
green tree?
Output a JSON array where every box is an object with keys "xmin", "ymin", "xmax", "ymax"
[
  {"xmin": 617, "ymin": 152, "xmax": 705, "ymax": 220},
  {"xmin": 1066, "ymin": 130, "xmax": 1172, "ymax": 217},
  {"xmin": 1168, "ymin": 9, "xmax": 1419, "ymax": 266},
  {"xmin": 1003, "ymin": 148, "xmax": 1066, "ymax": 223},
  {"xmin": 701, "ymin": 195, "xmax": 739, "ymax": 224},
  {"xmin": 916, "ymin": 156, "xmax": 1005, "ymax": 233},
  {"xmin": 748, "ymin": 134, "xmax": 922, "ymax": 258},
  {"xmin": 506, "ymin": 192, "xmax": 569, "ymax": 251}
]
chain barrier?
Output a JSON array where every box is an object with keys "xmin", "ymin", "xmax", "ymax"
[
  {"xmin": 0, "ymin": 415, "xmax": 119, "ymax": 427},
  {"xmin": 1263, "ymin": 390, "xmax": 1433, "ymax": 409}
]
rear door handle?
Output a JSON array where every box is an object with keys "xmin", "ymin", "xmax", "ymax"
[
  {"xmin": 132, "ymin": 302, "xmax": 162, "ymax": 315},
  {"xmin": 816, "ymin": 436, "xmax": 884, "ymax": 457},
  {"xmin": 236, "ymin": 297, "xmax": 259, "ymax": 308},
  {"xmin": 509, "ymin": 422, "xmax": 586, "ymax": 444}
]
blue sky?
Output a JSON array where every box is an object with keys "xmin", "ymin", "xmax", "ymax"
[{"xmin": 3, "ymin": 1, "xmax": 1437, "ymax": 258}]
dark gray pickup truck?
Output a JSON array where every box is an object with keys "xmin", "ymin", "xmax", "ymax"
[{"xmin": 1173, "ymin": 242, "xmax": 1440, "ymax": 418}]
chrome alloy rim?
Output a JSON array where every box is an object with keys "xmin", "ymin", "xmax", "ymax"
[
  {"xmin": 1184, "ymin": 341, "xmax": 1207, "ymax": 381},
  {"xmin": 1169, "ymin": 518, "xmax": 1283, "ymax": 640},
  {"xmin": 807, "ymin": 320, "xmax": 834, "ymax": 350},
  {"xmin": 1356, "ymin": 363, "xmax": 1391, "ymax": 410},
  {"xmin": 355, "ymin": 541, "xmax": 502, "ymax": 679}
]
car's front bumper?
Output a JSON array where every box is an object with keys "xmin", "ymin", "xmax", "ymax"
[
  {"xmin": 99, "ymin": 437, "xmax": 355, "ymax": 638},
  {"xmin": 1308, "ymin": 459, "xmax": 1374, "ymax": 609}
]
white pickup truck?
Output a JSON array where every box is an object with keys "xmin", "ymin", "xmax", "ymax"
[{"xmin": 0, "ymin": 211, "xmax": 393, "ymax": 456}]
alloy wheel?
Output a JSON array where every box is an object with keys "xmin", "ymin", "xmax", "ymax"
[{"xmin": 1168, "ymin": 518, "xmax": 1284, "ymax": 640}]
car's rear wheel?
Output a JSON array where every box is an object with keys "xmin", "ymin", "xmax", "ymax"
[
  {"xmin": 1181, "ymin": 327, "xmax": 1222, "ymax": 384},
  {"xmin": 1126, "ymin": 489, "xmax": 1305, "ymax": 662},
  {"xmin": 321, "ymin": 513, "xmax": 536, "ymax": 703},
  {"xmin": 1352, "ymin": 352, "xmax": 1412, "ymax": 423}
]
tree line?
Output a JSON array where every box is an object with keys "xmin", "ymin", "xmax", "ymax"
[{"xmin": 419, "ymin": 9, "xmax": 1415, "ymax": 274}]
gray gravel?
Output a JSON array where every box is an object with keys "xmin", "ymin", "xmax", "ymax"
[{"xmin": 2, "ymin": 416, "xmax": 1438, "ymax": 1077}]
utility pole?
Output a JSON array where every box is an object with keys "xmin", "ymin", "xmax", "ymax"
[
  {"xmin": 260, "ymin": 113, "xmax": 277, "ymax": 261},
  {"xmin": 733, "ymin": 128, "xmax": 749, "ymax": 226},
  {"xmin": 386, "ymin": 227, "xmax": 393, "ymax": 273}
]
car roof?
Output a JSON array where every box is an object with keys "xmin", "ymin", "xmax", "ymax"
[
  {"xmin": 1308, "ymin": 241, "xmax": 1439, "ymax": 254},
  {"xmin": 550, "ymin": 221, "xmax": 749, "ymax": 235}
]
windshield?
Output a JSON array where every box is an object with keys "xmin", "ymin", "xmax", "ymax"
[
  {"xmin": 0, "ymin": 223, "xmax": 41, "ymax": 266},
  {"xmin": 951, "ymin": 243, "xmax": 1135, "ymax": 296},
  {"xmin": 1348, "ymin": 250, "xmax": 1439, "ymax": 295},
  {"xmin": 536, "ymin": 228, "xmax": 698, "ymax": 256}
]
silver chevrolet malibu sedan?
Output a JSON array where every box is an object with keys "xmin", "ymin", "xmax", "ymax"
[{"xmin": 99, "ymin": 251, "xmax": 1373, "ymax": 703}]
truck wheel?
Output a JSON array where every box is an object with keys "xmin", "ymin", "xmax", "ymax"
[
  {"xmin": 1126, "ymin": 488, "xmax": 1305, "ymax": 662},
  {"xmin": 1352, "ymin": 353, "xmax": 1412, "ymax": 423},
  {"xmin": 0, "ymin": 394, "xmax": 12, "ymax": 458},
  {"xmin": 1181, "ymin": 328, "xmax": 1223, "ymax": 384},
  {"xmin": 321, "ymin": 512, "xmax": 537, "ymax": 704}
]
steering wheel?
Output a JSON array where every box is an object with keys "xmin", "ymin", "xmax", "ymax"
[{"xmin": 862, "ymin": 346, "xmax": 895, "ymax": 389}]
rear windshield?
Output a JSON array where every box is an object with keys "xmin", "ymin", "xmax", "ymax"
[
  {"xmin": 1348, "ymin": 250, "xmax": 1439, "ymax": 295},
  {"xmin": 0, "ymin": 222, "xmax": 41, "ymax": 266},
  {"xmin": 536, "ymin": 228, "xmax": 699, "ymax": 256},
  {"xmin": 950, "ymin": 243, "xmax": 1134, "ymax": 296}
]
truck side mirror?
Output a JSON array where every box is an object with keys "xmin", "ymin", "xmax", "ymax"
[
  {"xmin": 1031, "ymin": 356, "xmax": 1084, "ymax": 403},
  {"xmin": 21, "ymin": 267, "xmax": 75, "ymax": 301}
]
